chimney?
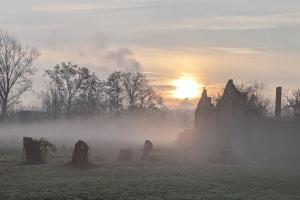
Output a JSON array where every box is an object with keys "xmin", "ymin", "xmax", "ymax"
[{"xmin": 275, "ymin": 87, "xmax": 282, "ymax": 118}]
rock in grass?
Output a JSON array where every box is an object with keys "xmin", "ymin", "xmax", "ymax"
[
  {"xmin": 118, "ymin": 148, "xmax": 133, "ymax": 161},
  {"xmin": 71, "ymin": 140, "xmax": 90, "ymax": 167},
  {"xmin": 141, "ymin": 140, "xmax": 154, "ymax": 161},
  {"xmin": 23, "ymin": 137, "xmax": 44, "ymax": 164}
]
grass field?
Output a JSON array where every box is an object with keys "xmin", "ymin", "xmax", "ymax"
[{"xmin": 1, "ymin": 147, "xmax": 300, "ymax": 200}]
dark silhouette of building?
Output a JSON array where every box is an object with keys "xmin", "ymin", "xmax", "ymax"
[
  {"xmin": 195, "ymin": 87, "xmax": 214, "ymax": 126},
  {"xmin": 194, "ymin": 79, "xmax": 300, "ymax": 164}
]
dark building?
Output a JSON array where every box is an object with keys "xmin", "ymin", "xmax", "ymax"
[
  {"xmin": 194, "ymin": 88, "xmax": 215, "ymax": 155},
  {"xmin": 194, "ymin": 79, "xmax": 300, "ymax": 164},
  {"xmin": 195, "ymin": 87, "xmax": 214, "ymax": 128}
]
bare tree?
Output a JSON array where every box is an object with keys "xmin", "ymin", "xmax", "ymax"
[
  {"xmin": 139, "ymin": 86, "xmax": 163, "ymax": 111},
  {"xmin": 45, "ymin": 62, "xmax": 90, "ymax": 116},
  {"xmin": 104, "ymin": 71, "xmax": 124, "ymax": 113},
  {"xmin": 237, "ymin": 82, "xmax": 271, "ymax": 116},
  {"xmin": 121, "ymin": 72, "xmax": 146, "ymax": 111},
  {"xmin": 41, "ymin": 81, "xmax": 63, "ymax": 118},
  {"xmin": 285, "ymin": 88, "xmax": 300, "ymax": 119},
  {"xmin": 104, "ymin": 71, "xmax": 163, "ymax": 113},
  {"xmin": 212, "ymin": 92, "xmax": 223, "ymax": 106},
  {"xmin": 121, "ymin": 72, "xmax": 163, "ymax": 112},
  {"xmin": 75, "ymin": 72, "xmax": 107, "ymax": 114},
  {"xmin": 0, "ymin": 30, "xmax": 39, "ymax": 120},
  {"xmin": 43, "ymin": 69, "xmax": 164, "ymax": 117}
]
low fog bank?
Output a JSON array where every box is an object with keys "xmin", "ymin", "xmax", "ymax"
[
  {"xmin": 176, "ymin": 120, "xmax": 300, "ymax": 167},
  {"xmin": 0, "ymin": 112, "xmax": 192, "ymax": 152}
]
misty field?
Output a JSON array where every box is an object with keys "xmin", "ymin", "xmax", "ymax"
[{"xmin": 1, "ymin": 147, "xmax": 300, "ymax": 200}]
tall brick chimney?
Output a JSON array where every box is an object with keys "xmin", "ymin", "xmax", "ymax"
[{"xmin": 275, "ymin": 87, "xmax": 282, "ymax": 118}]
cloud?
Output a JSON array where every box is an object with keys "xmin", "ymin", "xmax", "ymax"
[
  {"xmin": 105, "ymin": 48, "xmax": 142, "ymax": 72},
  {"xmin": 30, "ymin": 2, "xmax": 147, "ymax": 13},
  {"xmin": 31, "ymin": 3, "xmax": 102, "ymax": 12},
  {"xmin": 38, "ymin": 31, "xmax": 143, "ymax": 76},
  {"xmin": 210, "ymin": 47, "xmax": 263, "ymax": 54},
  {"xmin": 137, "ymin": 13, "xmax": 300, "ymax": 31}
]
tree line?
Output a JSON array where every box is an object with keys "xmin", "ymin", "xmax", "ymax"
[
  {"xmin": 42, "ymin": 62, "xmax": 163, "ymax": 118},
  {"xmin": 0, "ymin": 30, "xmax": 163, "ymax": 121}
]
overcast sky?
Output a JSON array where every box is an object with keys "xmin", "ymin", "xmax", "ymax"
[{"xmin": 1, "ymin": 0, "xmax": 300, "ymax": 107}]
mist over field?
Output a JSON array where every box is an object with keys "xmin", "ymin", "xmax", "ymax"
[
  {"xmin": 1, "ymin": 0, "xmax": 300, "ymax": 199},
  {"xmin": 0, "ymin": 113, "xmax": 189, "ymax": 149}
]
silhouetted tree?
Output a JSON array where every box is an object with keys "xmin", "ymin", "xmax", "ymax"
[
  {"xmin": 45, "ymin": 62, "xmax": 90, "ymax": 116},
  {"xmin": 104, "ymin": 71, "xmax": 124, "ymax": 113},
  {"xmin": 212, "ymin": 92, "xmax": 223, "ymax": 106},
  {"xmin": 285, "ymin": 88, "xmax": 300, "ymax": 120},
  {"xmin": 0, "ymin": 30, "xmax": 39, "ymax": 120},
  {"xmin": 139, "ymin": 86, "xmax": 163, "ymax": 111},
  {"xmin": 75, "ymin": 72, "xmax": 107, "ymax": 114},
  {"xmin": 41, "ymin": 81, "xmax": 63, "ymax": 118},
  {"xmin": 237, "ymin": 82, "xmax": 271, "ymax": 116},
  {"xmin": 43, "ymin": 69, "xmax": 164, "ymax": 117},
  {"xmin": 121, "ymin": 72, "xmax": 163, "ymax": 112}
]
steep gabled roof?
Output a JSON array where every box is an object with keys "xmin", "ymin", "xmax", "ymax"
[
  {"xmin": 215, "ymin": 79, "xmax": 246, "ymax": 111},
  {"xmin": 195, "ymin": 87, "xmax": 214, "ymax": 118}
]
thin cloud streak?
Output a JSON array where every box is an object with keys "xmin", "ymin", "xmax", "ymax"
[
  {"xmin": 30, "ymin": 2, "xmax": 148, "ymax": 12},
  {"xmin": 210, "ymin": 47, "xmax": 263, "ymax": 54},
  {"xmin": 136, "ymin": 13, "xmax": 300, "ymax": 31}
]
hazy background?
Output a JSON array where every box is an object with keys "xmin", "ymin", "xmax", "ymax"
[{"xmin": 1, "ymin": 0, "xmax": 300, "ymax": 108}]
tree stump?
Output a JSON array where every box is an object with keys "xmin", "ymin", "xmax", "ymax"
[
  {"xmin": 23, "ymin": 137, "xmax": 44, "ymax": 164},
  {"xmin": 71, "ymin": 140, "xmax": 90, "ymax": 166},
  {"xmin": 141, "ymin": 140, "xmax": 154, "ymax": 161},
  {"xmin": 118, "ymin": 148, "xmax": 133, "ymax": 161}
]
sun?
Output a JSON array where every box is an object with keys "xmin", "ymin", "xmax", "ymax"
[{"xmin": 172, "ymin": 77, "xmax": 201, "ymax": 99}]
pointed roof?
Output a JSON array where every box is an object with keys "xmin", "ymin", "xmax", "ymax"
[
  {"xmin": 215, "ymin": 79, "xmax": 246, "ymax": 111},
  {"xmin": 196, "ymin": 87, "xmax": 208, "ymax": 107},
  {"xmin": 195, "ymin": 87, "xmax": 214, "ymax": 116},
  {"xmin": 223, "ymin": 79, "xmax": 241, "ymax": 97}
]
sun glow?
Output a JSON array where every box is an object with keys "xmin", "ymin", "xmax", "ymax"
[{"xmin": 172, "ymin": 77, "xmax": 201, "ymax": 99}]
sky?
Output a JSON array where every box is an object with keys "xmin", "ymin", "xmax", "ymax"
[{"xmin": 1, "ymin": 0, "xmax": 300, "ymax": 108}]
